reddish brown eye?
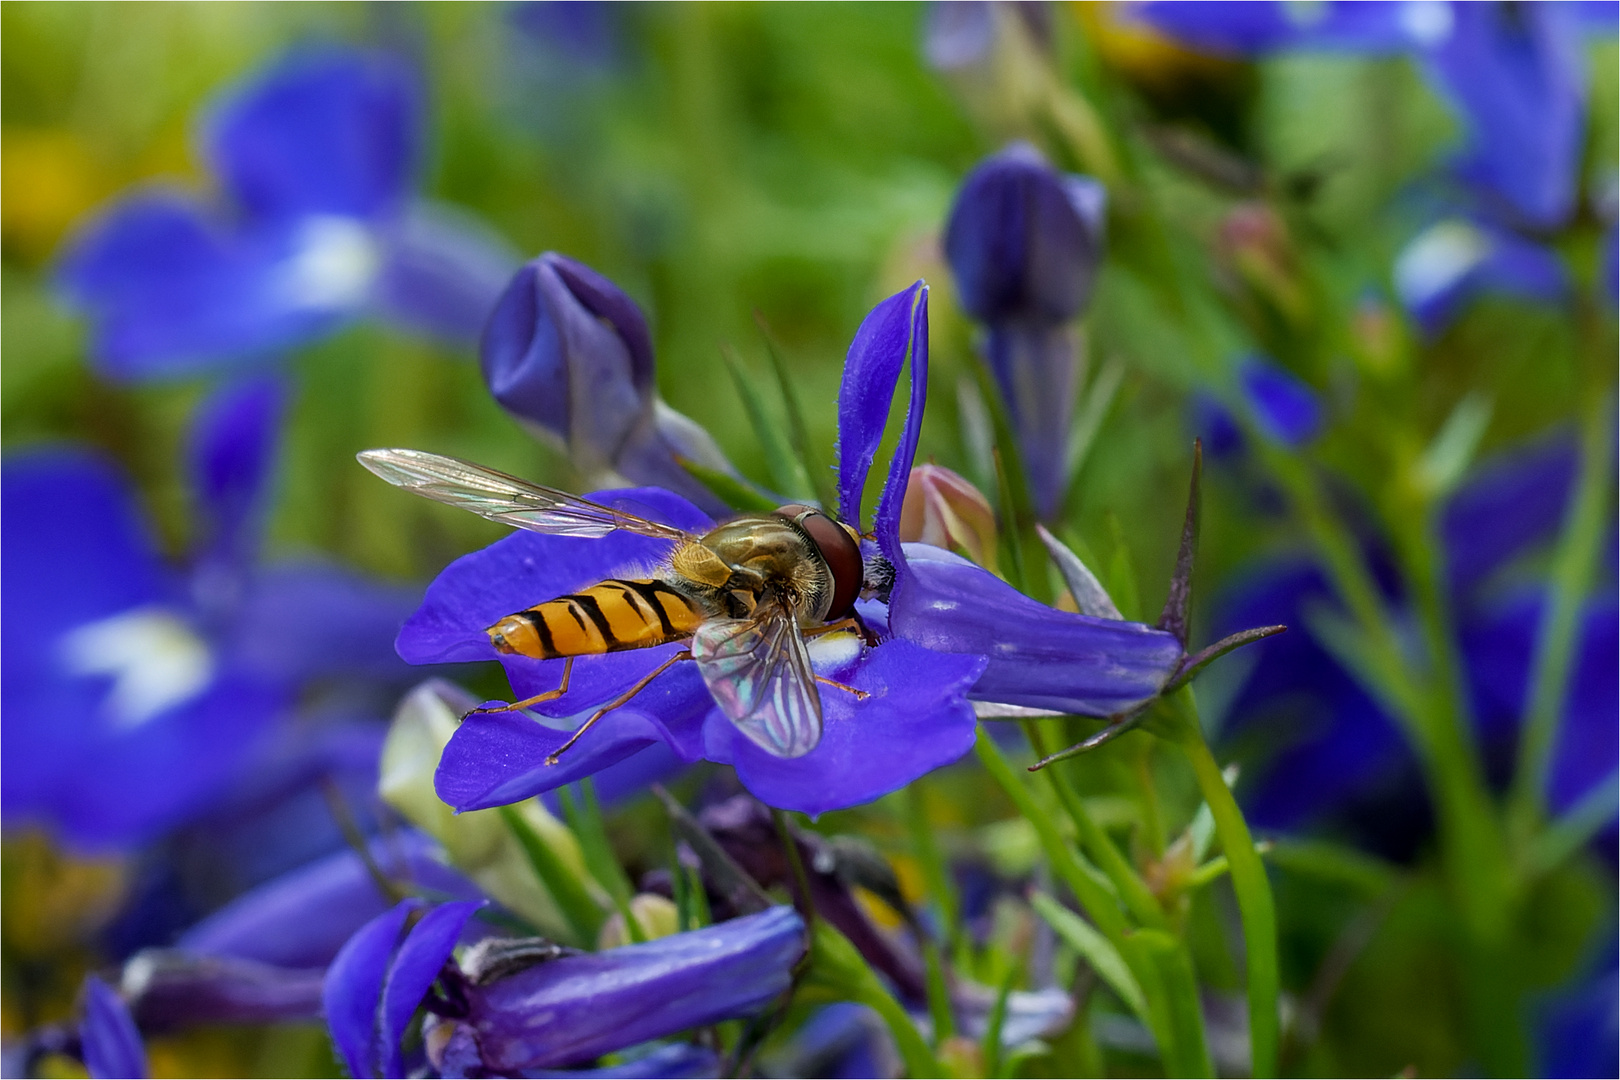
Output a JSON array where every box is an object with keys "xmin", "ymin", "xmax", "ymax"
[{"xmin": 778, "ymin": 504, "xmax": 863, "ymax": 619}]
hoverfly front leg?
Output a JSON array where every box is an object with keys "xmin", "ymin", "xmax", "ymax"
[
  {"xmin": 814, "ymin": 675, "xmax": 869, "ymax": 701},
  {"xmin": 464, "ymin": 657, "xmax": 575, "ymax": 719},
  {"xmin": 803, "ymin": 618, "xmax": 870, "ymax": 699},
  {"xmin": 544, "ymin": 650, "xmax": 694, "ymax": 766}
]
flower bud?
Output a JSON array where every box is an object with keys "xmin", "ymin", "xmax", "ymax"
[
  {"xmin": 899, "ymin": 464, "xmax": 998, "ymax": 568},
  {"xmin": 1214, "ymin": 201, "xmax": 1309, "ymax": 326},
  {"xmin": 596, "ymin": 893, "xmax": 680, "ymax": 950},
  {"xmin": 944, "ymin": 144, "xmax": 1106, "ymax": 325}
]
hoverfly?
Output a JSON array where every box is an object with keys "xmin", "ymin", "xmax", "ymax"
[{"xmin": 358, "ymin": 448, "xmax": 874, "ymax": 763}]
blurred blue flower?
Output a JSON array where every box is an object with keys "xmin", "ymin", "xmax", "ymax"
[
  {"xmin": 324, "ymin": 899, "xmax": 801, "ymax": 1078},
  {"xmin": 480, "ymin": 252, "xmax": 738, "ymax": 516},
  {"xmin": 1210, "ymin": 429, "xmax": 1617, "ymax": 848},
  {"xmin": 56, "ymin": 47, "xmax": 518, "ymax": 381},
  {"xmin": 1534, "ymin": 935, "xmax": 1619, "ymax": 1079},
  {"xmin": 1134, "ymin": 1, "xmax": 1615, "ymax": 329},
  {"xmin": 945, "ymin": 143, "xmax": 1107, "ymax": 516},
  {"xmin": 79, "ymin": 976, "xmax": 148, "ymax": 1080},
  {"xmin": 1, "ymin": 376, "xmax": 417, "ymax": 850},
  {"xmin": 1238, "ymin": 355, "xmax": 1324, "ymax": 447}
]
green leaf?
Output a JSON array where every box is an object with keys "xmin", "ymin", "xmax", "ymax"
[
  {"xmin": 1134, "ymin": 929, "xmax": 1215, "ymax": 1078},
  {"xmin": 499, "ymin": 803, "xmax": 606, "ymax": 948},
  {"xmin": 1029, "ymin": 891, "xmax": 1148, "ymax": 1025},
  {"xmin": 756, "ymin": 322, "xmax": 834, "ymax": 510},
  {"xmin": 801, "ymin": 920, "xmax": 943, "ymax": 1078},
  {"xmin": 675, "ymin": 457, "xmax": 780, "ymax": 513},
  {"xmin": 720, "ymin": 345, "xmax": 813, "ymax": 501}
]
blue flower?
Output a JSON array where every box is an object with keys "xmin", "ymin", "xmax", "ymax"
[
  {"xmin": 944, "ymin": 143, "xmax": 1107, "ymax": 516},
  {"xmin": 1209, "ymin": 429, "xmax": 1617, "ymax": 848},
  {"xmin": 55, "ymin": 46, "xmax": 517, "ymax": 381},
  {"xmin": 79, "ymin": 976, "xmax": 148, "ymax": 1080},
  {"xmin": 1238, "ymin": 356, "xmax": 1324, "ymax": 447},
  {"xmin": 1133, "ymin": 1, "xmax": 1615, "ymax": 328},
  {"xmin": 480, "ymin": 252, "xmax": 739, "ymax": 516},
  {"xmin": 323, "ymin": 899, "xmax": 801, "ymax": 1078},
  {"xmin": 1, "ymin": 376, "xmax": 418, "ymax": 850}
]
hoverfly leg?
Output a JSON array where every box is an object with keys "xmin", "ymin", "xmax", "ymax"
[
  {"xmin": 544, "ymin": 650, "xmax": 694, "ymax": 766},
  {"xmin": 814, "ymin": 675, "xmax": 869, "ymax": 701},
  {"xmin": 465, "ymin": 657, "xmax": 574, "ymax": 718},
  {"xmin": 802, "ymin": 616, "xmax": 861, "ymax": 639}
]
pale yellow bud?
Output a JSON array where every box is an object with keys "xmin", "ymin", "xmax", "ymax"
[{"xmin": 899, "ymin": 464, "xmax": 999, "ymax": 568}]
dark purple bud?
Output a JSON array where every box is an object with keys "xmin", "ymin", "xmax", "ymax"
[
  {"xmin": 1238, "ymin": 356, "xmax": 1322, "ymax": 447},
  {"xmin": 945, "ymin": 144, "xmax": 1106, "ymax": 326},
  {"xmin": 79, "ymin": 976, "xmax": 147, "ymax": 1080},
  {"xmin": 121, "ymin": 950, "xmax": 325, "ymax": 1030},
  {"xmin": 437, "ymin": 906, "xmax": 804, "ymax": 1074}
]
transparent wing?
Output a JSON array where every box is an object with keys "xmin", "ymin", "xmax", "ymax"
[
  {"xmin": 692, "ymin": 602, "xmax": 823, "ymax": 759},
  {"xmin": 357, "ymin": 448, "xmax": 697, "ymax": 541}
]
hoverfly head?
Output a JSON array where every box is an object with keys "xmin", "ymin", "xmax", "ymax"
[{"xmin": 776, "ymin": 504, "xmax": 864, "ymax": 620}]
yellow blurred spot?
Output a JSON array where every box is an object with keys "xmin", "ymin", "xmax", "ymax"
[
  {"xmin": 34, "ymin": 1053, "xmax": 89, "ymax": 1080},
  {"xmin": 853, "ymin": 885, "xmax": 906, "ymax": 932},
  {"xmin": 1, "ymin": 832, "xmax": 128, "ymax": 959},
  {"xmin": 1073, "ymin": 2, "xmax": 1238, "ymax": 94},
  {"xmin": 1, "ymin": 128, "xmax": 110, "ymax": 262}
]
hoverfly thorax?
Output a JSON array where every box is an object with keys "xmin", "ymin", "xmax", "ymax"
[{"xmin": 693, "ymin": 505, "xmax": 863, "ymax": 627}]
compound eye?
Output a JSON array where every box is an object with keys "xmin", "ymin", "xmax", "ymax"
[{"xmin": 778, "ymin": 505, "xmax": 863, "ymax": 619}]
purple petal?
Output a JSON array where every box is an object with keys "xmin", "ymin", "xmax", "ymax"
[
  {"xmin": 435, "ymin": 671, "xmax": 711, "ymax": 812},
  {"xmin": 944, "ymin": 144, "xmax": 1104, "ymax": 325},
  {"xmin": 461, "ymin": 908, "xmax": 804, "ymax": 1073},
  {"xmin": 230, "ymin": 560, "xmax": 419, "ymax": 683},
  {"xmin": 891, "ymin": 545, "xmax": 1183, "ymax": 716},
  {"xmin": 1395, "ymin": 219, "xmax": 1569, "ymax": 334},
  {"xmin": 836, "ymin": 282, "xmax": 927, "ymax": 530},
  {"xmin": 703, "ymin": 639, "xmax": 985, "ymax": 816},
  {"xmin": 374, "ymin": 201, "xmax": 521, "ymax": 346},
  {"xmin": 1441, "ymin": 428, "xmax": 1579, "ymax": 601},
  {"xmin": 179, "ymin": 832, "xmax": 478, "ymax": 969},
  {"xmin": 80, "ymin": 976, "xmax": 148, "ymax": 1080},
  {"xmin": 1423, "ymin": 3, "xmax": 1587, "ymax": 229},
  {"xmin": 1132, "ymin": 0, "xmax": 1438, "ymax": 55},
  {"xmin": 205, "ymin": 47, "xmax": 420, "ymax": 223},
  {"xmin": 123, "ymin": 950, "xmax": 326, "ymax": 1029},
  {"xmin": 53, "ymin": 191, "xmax": 339, "ymax": 379},
  {"xmin": 527, "ymin": 1042, "xmax": 720, "ymax": 1078},
  {"xmin": 380, "ymin": 901, "xmax": 485, "ymax": 1079},
  {"xmin": 1238, "ymin": 356, "xmax": 1323, "ymax": 447},
  {"xmin": 323, "ymin": 899, "xmax": 421, "ymax": 1080},
  {"xmin": 187, "ymin": 374, "xmax": 286, "ymax": 572}
]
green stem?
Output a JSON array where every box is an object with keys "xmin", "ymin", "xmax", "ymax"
[
  {"xmin": 1509, "ymin": 400, "xmax": 1614, "ymax": 831},
  {"xmin": 1175, "ymin": 702, "xmax": 1279, "ymax": 1080},
  {"xmin": 500, "ymin": 804, "xmax": 604, "ymax": 947},
  {"xmin": 904, "ymin": 782, "xmax": 961, "ymax": 947}
]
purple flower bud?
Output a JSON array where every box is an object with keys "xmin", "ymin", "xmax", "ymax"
[
  {"xmin": 1238, "ymin": 356, "xmax": 1323, "ymax": 447},
  {"xmin": 121, "ymin": 950, "xmax": 325, "ymax": 1029},
  {"xmin": 944, "ymin": 144, "xmax": 1105, "ymax": 326},
  {"xmin": 480, "ymin": 252, "xmax": 735, "ymax": 515}
]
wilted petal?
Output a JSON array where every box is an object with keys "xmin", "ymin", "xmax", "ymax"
[
  {"xmin": 374, "ymin": 201, "xmax": 522, "ymax": 345},
  {"xmin": 122, "ymin": 950, "xmax": 325, "ymax": 1029},
  {"xmin": 703, "ymin": 638, "xmax": 986, "ymax": 816},
  {"xmin": 900, "ymin": 464, "xmax": 998, "ymax": 567},
  {"xmin": 205, "ymin": 47, "xmax": 420, "ymax": 223},
  {"xmin": 455, "ymin": 907, "xmax": 804, "ymax": 1072},
  {"xmin": 79, "ymin": 976, "xmax": 147, "ymax": 1080},
  {"xmin": 892, "ymin": 544, "xmax": 1183, "ymax": 716},
  {"xmin": 944, "ymin": 144, "xmax": 1105, "ymax": 325},
  {"xmin": 1238, "ymin": 356, "xmax": 1322, "ymax": 447},
  {"xmin": 178, "ymin": 831, "xmax": 478, "ymax": 969}
]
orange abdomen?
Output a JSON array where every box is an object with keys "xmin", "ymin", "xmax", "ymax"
[{"xmin": 487, "ymin": 579, "xmax": 705, "ymax": 659}]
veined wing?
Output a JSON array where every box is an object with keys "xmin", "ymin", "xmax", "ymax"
[
  {"xmin": 357, "ymin": 448, "xmax": 696, "ymax": 541},
  {"xmin": 692, "ymin": 602, "xmax": 823, "ymax": 759}
]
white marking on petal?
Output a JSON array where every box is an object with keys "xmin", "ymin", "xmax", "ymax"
[
  {"xmin": 1399, "ymin": 0, "xmax": 1454, "ymax": 46},
  {"xmin": 807, "ymin": 631, "xmax": 861, "ymax": 675},
  {"xmin": 59, "ymin": 607, "xmax": 215, "ymax": 727},
  {"xmin": 272, "ymin": 215, "xmax": 380, "ymax": 311},
  {"xmin": 1394, "ymin": 220, "xmax": 1491, "ymax": 309}
]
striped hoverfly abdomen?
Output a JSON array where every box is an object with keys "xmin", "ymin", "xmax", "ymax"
[{"xmin": 488, "ymin": 578, "xmax": 708, "ymax": 659}]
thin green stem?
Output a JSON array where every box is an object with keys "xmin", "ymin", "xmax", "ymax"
[
  {"xmin": 1175, "ymin": 699, "xmax": 1278, "ymax": 1080},
  {"xmin": 1510, "ymin": 400, "xmax": 1615, "ymax": 830}
]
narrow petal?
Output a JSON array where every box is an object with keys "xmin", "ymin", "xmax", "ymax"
[
  {"xmin": 985, "ymin": 323, "xmax": 1081, "ymax": 514},
  {"xmin": 891, "ymin": 545, "xmax": 1183, "ymax": 716},
  {"xmin": 704, "ymin": 639, "xmax": 985, "ymax": 816},
  {"xmin": 179, "ymin": 832, "xmax": 477, "ymax": 969},
  {"xmin": 80, "ymin": 976, "xmax": 148, "ymax": 1080},
  {"xmin": 835, "ymin": 282, "xmax": 927, "ymax": 529},
  {"xmin": 380, "ymin": 901, "xmax": 485, "ymax": 1079},
  {"xmin": 205, "ymin": 47, "xmax": 420, "ymax": 223},
  {"xmin": 122, "ymin": 950, "xmax": 326, "ymax": 1029},
  {"xmin": 323, "ymin": 899, "xmax": 420, "ymax": 1080},
  {"xmin": 373, "ymin": 200, "xmax": 520, "ymax": 345},
  {"xmin": 463, "ymin": 908, "xmax": 804, "ymax": 1073},
  {"xmin": 187, "ymin": 374, "xmax": 286, "ymax": 573}
]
